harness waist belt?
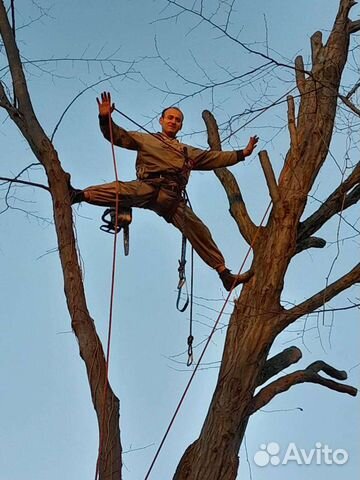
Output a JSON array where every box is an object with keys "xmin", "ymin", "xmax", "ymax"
[{"xmin": 143, "ymin": 172, "xmax": 181, "ymax": 182}]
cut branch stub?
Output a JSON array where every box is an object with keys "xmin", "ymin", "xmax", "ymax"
[
  {"xmin": 295, "ymin": 56, "xmax": 306, "ymax": 94},
  {"xmin": 286, "ymin": 95, "xmax": 299, "ymax": 160},
  {"xmin": 257, "ymin": 346, "xmax": 302, "ymax": 386},
  {"xmin": 311, "ymin": 31, "xmax": 324, "ymax": 68},
  {"xmin": 258, "ymin": 150, "xmax": 280, "ymax": 204},
  {"xmin": 348, "ymin": 18, "xmax": 360, "ymax": 33},
  {"xmin": 295, "ymin": 236, "xmax": 326, "ymax": 254}
]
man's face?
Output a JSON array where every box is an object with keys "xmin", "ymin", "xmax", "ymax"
[{"xmin": 159, "ymin": 108, "xmax": 183, "ymax": 138}]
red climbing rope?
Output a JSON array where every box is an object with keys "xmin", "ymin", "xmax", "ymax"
[
  {"xmin": 143, "ymin": 202, "xmax": 272, "ymax": 479},
  {"xmin": 95, "ymin": 110, "xmax": 121, "ymax": 480}
]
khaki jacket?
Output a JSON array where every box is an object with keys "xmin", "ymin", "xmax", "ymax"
[{"xmin": 99, "ymin": 117, "xmax": 244, "ymax": 179}]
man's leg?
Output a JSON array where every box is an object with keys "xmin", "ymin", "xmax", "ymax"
[
  {"xmin": 170, "ymin": 202, "xmax": 252, "ymax": 291},
  {"xmin": 76, "ymin": 180, "xmax": 157, "ymax": 208}
]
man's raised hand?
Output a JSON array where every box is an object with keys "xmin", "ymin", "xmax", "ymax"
[
  {"xmin": 96, "ymin": 91, "xmax": 115, "ymax": 117},
  {"xmin": 243, "ymin": 135, "xmax": 259, "ymax": 157}
]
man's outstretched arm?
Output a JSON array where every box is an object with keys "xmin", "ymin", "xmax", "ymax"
[
  {"xmin": 97, "ymin": 91, "xmax": 139, "ymax": 150},
  {"xmin": 189, "ymin": 135, "xmax": 259, "ymax": 170}
]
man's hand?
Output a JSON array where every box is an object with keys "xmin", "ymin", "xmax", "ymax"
[
  {"xmin": 243, "ymin": 135, "xmax": 259, "ymax": 157},
  {"xmin": 96, "ymin": 91, "xmax": 115, "ymax": 117}
]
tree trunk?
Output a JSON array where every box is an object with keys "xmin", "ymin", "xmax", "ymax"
[
  {"xmin": 0, "ymin": 2, "xmax": 122, "ymax": 478},
  {"xmin": 173, "ymin": 1, "xmax": 356, "ymax": 478}
]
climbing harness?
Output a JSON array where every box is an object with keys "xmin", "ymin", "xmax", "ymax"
[{"xmin": 100, "ymin": 206, "xmax": 132, "ymax": 256}]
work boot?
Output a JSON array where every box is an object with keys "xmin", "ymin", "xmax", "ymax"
[
  {"xmin": 70, "ymin": 188, "xmax": 85, "ymax": 204},
  {"xmin": 65, "ymin": 172, "xmax": 84, "ymax": 204},
  {"xmin": 218, "ymin": 268, "xmax": 253, "ymax": 291}
]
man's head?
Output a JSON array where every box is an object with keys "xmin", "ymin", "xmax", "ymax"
[{"xmin": 159, "ymin": 107, "xmax": 184, "ymax": 138}]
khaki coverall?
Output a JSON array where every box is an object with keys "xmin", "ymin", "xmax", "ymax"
[{"xmin": 84, "ymin": 117, "xmax": 245, "ymax": 271}]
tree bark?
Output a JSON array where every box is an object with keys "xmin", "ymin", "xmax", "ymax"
[
  {"xmin": 0, "ymin": 2, "xmax": 122, "ymax": 478},
  {"xmin": 173, "ymin": 1, "xmax": 358, "ymax": 478}
]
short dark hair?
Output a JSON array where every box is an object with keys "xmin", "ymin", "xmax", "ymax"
[{"xmin": 161, "ymin": 106, "xmax": 184, "ymax": 121}]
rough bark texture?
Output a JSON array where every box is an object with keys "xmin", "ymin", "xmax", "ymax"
[
  {"xmin": 0, "ymin": 2, "xmax": 122, "ymax": 479},
  {"xmin": 173, "ymin": 1, "xmax": 359, "ymax": 478}
]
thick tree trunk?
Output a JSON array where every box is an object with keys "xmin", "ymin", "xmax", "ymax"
[
  {"xmin": 173, "ymin": 220, "xmax": 293, "ymax": 479},
  {"xmin": 174, "ymin": 2, "xmax": 356, "ymax": 478}
]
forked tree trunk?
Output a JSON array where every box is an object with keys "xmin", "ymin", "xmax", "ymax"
[{"xmin": 173, "ymin": 1, "xmax": 358, "ymax": 478}]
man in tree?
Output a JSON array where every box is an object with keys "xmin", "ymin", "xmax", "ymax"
[{"xmin": 72, "ymin": 92, "xmax": 258, "ymax": 290}]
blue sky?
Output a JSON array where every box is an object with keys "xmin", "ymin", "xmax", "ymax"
[{"xmin": 0, "ymin": 1, "xmax": 359, "ymax": 479}]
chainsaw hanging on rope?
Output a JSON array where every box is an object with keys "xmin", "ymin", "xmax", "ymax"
[{"xmin": 100, "ymin": 207, "xmax": 132, "ymax": 256}]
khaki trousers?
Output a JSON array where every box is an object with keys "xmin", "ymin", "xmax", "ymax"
[{"xmin": 84, "ymin": 180, "xmax": 225, "ymax": 271}]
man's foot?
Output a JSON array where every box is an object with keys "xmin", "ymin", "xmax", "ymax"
[
  {"xmin": 218, "ymin": 268, "xmax": 253, "ymax": 292},
  {"xmin": 65, "ymin": 172, "xmax": 84, "ymax": 204}
]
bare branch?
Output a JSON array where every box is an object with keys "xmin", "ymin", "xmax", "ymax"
[
  {"xmin": 0, "ymin": 176, "xmax": 50, "ymax": 192},
  {"xmin": 298, "ymin": 162, "xmax": 360, "ymax": 241},
  {"xmin": 258, "ymin": 150, "xmax": 280, "ymax": 204},
  {"xmin": 164, "ymin": 1, "xmax": 312, "ymax": 77},
  {"xmin": 251, "ymin": 360, "xmax": 358, "ymax": 413},
  {"xmin": 0, "ymin": 2, "xmax": 35, "ymax": 117},
  {"xmin": 202, "ymin": 109, "xmax": 257, "ymax": 244},
  {"xmin": 51, "ymin": 62, "xmax": 137, "ymax": 141},
  {"xmin": 0, "ymin": 79, "xmax": 17, "ymax": 115},
  {"xmin": 339, "ymin": 94, "xmax": 360, "ymax": 116},
  {"xmin": 345, "ymin": 78, "xmax": 360, "ymax": 99},
  {"xmin": 1, "ymin": 3, "xmax": 122, "ymax": 475},
  {"xmin": 281, "ymin": 262, "xmax": 360, "ymax": 327},
  {"xmin": 257, "ymin": 347, "xmax": 302, "ymax": 386}
]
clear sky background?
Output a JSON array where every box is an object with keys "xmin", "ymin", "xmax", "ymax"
[{"xmin": 0, "ymin": 1, "xmax": 359, "ymax": 479}]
